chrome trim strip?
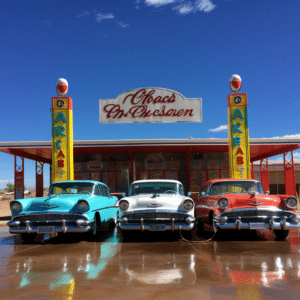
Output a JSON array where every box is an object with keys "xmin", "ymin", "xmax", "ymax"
[
  {"xmin": 7, "ymin": 221, "xmax": 20, "ymax": 227},
  {"xmin": 235, "ymin": 217, "xmax": 241, "ymax": 230},
  {"xmin": 270, "ymin": 217, "xmax": 274, "ymax": 230},
  {"xmin": 62, "ymin": 220, "xmax": 67, "ymax": 233},
  {"xmin": 76, "ymin": 219, "xmax": 93, "ymax": 226},
  {"xmin": 119, "ymin": 223, "xmax": 194, "ymax": 231},
  {"xmin": 120, "ymin": 217, "xmax": 186, "ymax": 221},
  {"xmin": 216, "ymin": 220, "xmax": 300, "ymax": 230},
  {"xmin": 8, "ymin": 220, "xmax": 93, "ymax": 227},
  {"xmin": 141, "ymin": 218, "xmax": 144, "ymax": 231},
  {"xmin": 26, "ymin": 221, "xmax": 31, "ymax": 233},
  {"xmin": 122, "ymin": 209, "xmax": 192, "ymax": 215},
  {"xmin": 9, "ymin": 225, "xmax": 92, "ymax": 234},
  {"xmin": 196, "ymin": 203, "xmax": 218, "ymax": 208},
  {"xmin": 91, "ymin": 205, "xmax": 119, "ymax": 212},
  {"xmin": 219, "ymin": 207, "xmax": 295, "ymax": 215},
  {"xmin": 282, "ymin": 216, "xmax": 287, "ymax": 230},
  {"xmin": 11, "ymin": 212, "xmax": 89, "ymax": 221}
]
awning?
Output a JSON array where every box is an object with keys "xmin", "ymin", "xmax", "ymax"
[{"xmin": 0, "ymin": 138, "xmax": 299, "ymax": 164}]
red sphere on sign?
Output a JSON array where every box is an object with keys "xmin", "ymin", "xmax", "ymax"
[
  {"xmin": 229, "ymin": 74, "xmax": 242, "ymax": 92},
  {"xmin": 56, "ymin": 78, "xmax": 68, "ymax": 96}
]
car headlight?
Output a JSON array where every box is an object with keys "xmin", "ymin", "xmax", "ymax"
[
  {"xmin": 78, "ymin": 200, "xmax": 89, "ymax": 212},
  {"xmin": 119, "ymin": 200, "xmax": 129, "ymax": 211},
  {"xmin": 183, "ymin": 199, "xmax": 194, "ymax": 210},
  {"xmin": 218, "ymin": 197, "xmax": 229, "ymax": 209},
  {"xmin": 10, "ymin": 201, "xmax": 22, "ymax": 213},
  {"xmin": 285, "ymin": 197, "xmax": 297, "ymax": 209}
]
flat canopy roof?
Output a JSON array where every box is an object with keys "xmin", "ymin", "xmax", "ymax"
[{"xmin": 0, "ymin": 138, "xmax": 299, "ymax": 164}]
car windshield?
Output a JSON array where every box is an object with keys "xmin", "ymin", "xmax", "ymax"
[
  {"xmin": 130, "ymin": 182, "xmax": 180, "ymax": 196},
  {"xmin": 208, "ymin": 181, "xmax": 264, "ymax": 195},
  {"xmin": 49, "ymin": 182, "xmax": 95, "ymax": 195}
]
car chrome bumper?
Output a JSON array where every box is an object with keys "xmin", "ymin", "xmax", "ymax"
[
  {"xmin": 7, "ymin": 219, "xmax": 94, "ymax": 234},
  {"xmin": 118, "ymin": 217, "xmax": 195, "ymax": 231},
  {"xmin": 215, "ymin": 216, "xmax": 300, "ymax": 231}
]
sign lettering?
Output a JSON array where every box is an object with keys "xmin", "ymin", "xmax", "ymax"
[
  {"xmin": 100, "ymin": 88, "xmax": 202, "ymax": 124},
  {"xmin": 52, "ymin": 97, "xmax": 74, "ymax": 182},
  {"xmin": 227, "ymin": 93, "xmax": 251, "ymax": 179}
]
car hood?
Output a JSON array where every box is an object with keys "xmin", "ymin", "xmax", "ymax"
[
  {"xmin": 226, "ymin": 194, "xmax": 281, "ymax": 209},
  {"xmin": 122, "ymin": 194, "xmax": 188, "ymax": 211},
  {"xmin": 23, "ymin": 194, "xmax": 92, "ymax": 213}
]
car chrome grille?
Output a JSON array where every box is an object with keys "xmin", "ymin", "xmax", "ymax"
[
  {"xmin": 13, "ymin": 214, "xmax": 86, "ymax": 222},
  {"xmin": 220, "ymin": 209, "xmax": 294, "ymax": 219},
  {"xmin": 125, "ymin": 212, "xmax": 187, "ymax": 219},
  {"xmin": 124, "ymin": 212, "xmax": 187, "ymax": 220}
]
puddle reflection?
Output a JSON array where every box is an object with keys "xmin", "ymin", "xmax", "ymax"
[
  {"xmin": 7, "ymin": 230, "xmax": 119, "ymax": 299},
  {"xmin": 3, "ymin": 228, "xmax": 300, "ymax": 299}
]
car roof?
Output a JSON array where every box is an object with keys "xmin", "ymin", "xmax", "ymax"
[
  {"xmin": 132, "ymin": 179, "xmax": 182, "ymax": 185},
  {"xmin": 206, "ymin": 178, "xmax": 260, "ymax": 184},
  {"xmin": 51, "ymin": 180, "xmax": 108, "ymax": 186}
]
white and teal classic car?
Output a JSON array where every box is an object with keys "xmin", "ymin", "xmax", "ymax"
[
  {"xmin": 7, "ymin": 180, "xmax": 118, "ymax": 242},
  {"xmin": 117, "ymin": 179, "xmax": 195, "ymax": 236}
]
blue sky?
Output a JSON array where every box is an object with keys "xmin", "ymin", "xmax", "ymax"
[{"xmin": 0, "ymin": 0, "xmax": 299, "ymax": 189}]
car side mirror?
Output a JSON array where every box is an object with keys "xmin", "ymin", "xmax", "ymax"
[
  {"xmin": 187, "ymin": 191, "xmax": 192, "ymax": 197},
  {"xmin": 266, "ymin": 190, "xmax": 270, "ymax": 195},
  {"xmin": 122, "ymin": 192, "xmax": 126, "ymax": 197},
  {"xmin": 200, "ymin": 191, "xmax": 206, "ymax": 197}
]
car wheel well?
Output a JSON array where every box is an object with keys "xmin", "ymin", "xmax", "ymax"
[
  {"xmin": 95, "ymin": 212, "xmax": 101, "ymax": 227},
  {"xmin": 209, "ymin": 211, "xmax": 215, "ymax": 225}
]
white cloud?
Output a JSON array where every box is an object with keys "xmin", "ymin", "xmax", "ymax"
[
  {"xmin": 147, "ymin": 0, "xmax": 216, "ymax": 14},
  {"xmin": 0, "ymin": 179, "xmax": 14, "ymax": 190},
  {"xmin": 43, "ymin": 21, "xmax": 50, "ymax": 27},
  {"xmin": 145, "ymin": 0, "xmax": 177, "ymax": 7},
  {"xmin": 117, "ymin": 22, "xmax": 129, "ymax": 28},
  {"xmin": 268, "ymin": 133, "xmax": 300, "ymax": 139},
  {"xmin": 195, "ymin": 0, "xmax": 216, "ymax": 13},
  {"xmin": 208, "ymin": 125, "xmax": 228, "ymax": 132},
  {"xmin": 174, "ymin": 3, "xmax": 194, "ymax": 15},
  {"xmin": 0, "ymin": 179, "xmax": 13, "ymax": 184},
  {"xmin": 136, "ymin": 0, "xmax": 141, "ymax": 9},
  {"xmin": 77, "ymin": 11, "xmax": 90, "ymax": 18},
  {"xmin": 96, "ymin": 13, "xmax": 114, "ymax": 23}
]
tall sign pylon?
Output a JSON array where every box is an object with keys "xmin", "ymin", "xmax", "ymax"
[
  {"xmin": 227, "ymin": 75, "xmax": 251, "ymax": 179},
  {"xmin": 52, "ymin": 78, "xmax": 74, "ymax": 182}
]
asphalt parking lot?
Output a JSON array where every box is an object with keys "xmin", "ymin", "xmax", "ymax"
[{"xmin": 1, "ymin": 227, "xmax": 300, "ymax": 300}]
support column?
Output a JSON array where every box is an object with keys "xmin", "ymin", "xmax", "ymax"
[
  {"xmin": 185, "ymin": 148, "xmax": 191, "ymax": 192},
  {"xmin": 130, "ymin": 151, "xmax": 135, "ymax": 183},
  {"xmin": 284, "ymin": 151, "xmax": 296, "ymax": 196},
  {"xmin": 36, "ymin": 161, "xmax": 44, "ymax": 198},
  {"xmin": 50, "ymin": 164, "xmax": 53, "ymax": 186},
  {"xmin": 251, "ymin": 162, "xmax": 255, "ymax": 179},
  {"xmin": 14, "ymin": 156, "xmax": 24, "ymax": 200},
  {"xmin": 260, "ymin": 158, "xmax": 269, "ymax": 193}
]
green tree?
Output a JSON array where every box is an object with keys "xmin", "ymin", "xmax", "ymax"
[{"xmin": 5, "ymin": 183, "xmax": 14, "ymax": 193}]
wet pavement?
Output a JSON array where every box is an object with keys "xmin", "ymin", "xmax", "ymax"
[{"xmin": 1, "ymin": 227, "xmax": 300, "ymax": 300}]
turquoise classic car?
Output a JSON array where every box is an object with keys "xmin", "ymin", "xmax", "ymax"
[{"xmin": 7, "ymin": 180, "xmax": 118, "ymax": 242}]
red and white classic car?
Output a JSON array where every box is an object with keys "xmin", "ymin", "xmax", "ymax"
[{"xmin": 193, "ymin": 179, "xmax": 299, "ymax": 240}]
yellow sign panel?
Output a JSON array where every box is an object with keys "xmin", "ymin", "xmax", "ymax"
[
  {"xmin": 52, "ymin": 97, "xmax": 74, "ymax": 182},
  {"xmin": 227, "ymin": 93, "xmax": 251, "ymax": 179}
]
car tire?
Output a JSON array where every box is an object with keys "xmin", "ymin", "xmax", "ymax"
[
  {"xmin": 87, "ymin": 215, "xmax": 100, "ymax": 241},
  {"xmin": 20, "ymin": 233, "xmax": 35, "ymax": 243},
  {"xmin": 196, "ymin": 219, "xmax": 204, "ymax": 237},
  {"xmin": 273, "ymin": 230, "xmax": 289, "ymax": 240},
  {"xmin": 181, "ymin": 229, "xmax": 192, "ymax": 240},
  {"xmin": 121, "ymin": 229, "xmax": 131, "ymax": 241}
]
